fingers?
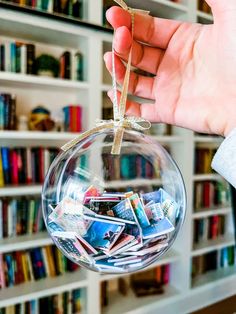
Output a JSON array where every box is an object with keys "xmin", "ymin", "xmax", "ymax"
[
  {"xmin": 104, "ymin": 52, "xmax": 155, "ymax": 100},
  {"xmin": 106, "ymin": 6, "xmax": 182, "ymax": 49},
  {"xmin": 114, "ymin": 26, "xmax": 164, "ymax": 75},
  {"xmin": 107, "ymin": 90, "xmax": 159, "ymax": 122}
]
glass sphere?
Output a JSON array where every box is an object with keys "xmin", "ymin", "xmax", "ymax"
[{"xmin": 42, "ymin": 128, "xmax": 186, "ymax": 274}]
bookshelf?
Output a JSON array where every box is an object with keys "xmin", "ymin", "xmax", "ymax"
[{"xmin": 0, "ymin": 1, "xmax": 235, "ymax": 314}]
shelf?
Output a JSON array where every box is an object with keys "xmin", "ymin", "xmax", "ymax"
[
  {"xmin": 192, "ymin": 234, "xmax": 235, "ymax": 257},
  {"xmin": 102, "ymin": 285, "xmax": 180, "ymax": 314},
  {"xmin": 152, "ymin": 0, "xmax": 188, "ymax": 12},
  {"xmin": 0, "ymin": 131, "xmax": 81, "ymax": 147},
  {"xmin": 197, "ymin": 10, "xmax": 213, "ymax": 22},
  {"xmin": 0, "ymin": 232, "xmax": 52, "ymax": 254},
  {"xmin": 0, "ymin": 270, "xmax": 87, "ymax": 308},
  {"xmin": 103, "ymin": 178, "xmax": 162, "ymax": 189},
  {"xmin": 100, "ymin": 249, "xmax": 180, "ymax": 282},
  {"xmin": 192, "ymin": 265, "xmax": 236, "ymax": 289},
  {"xmin": 0, "ymin": 185, "xmax": 42, "ymax": 197},
  {"xmin": 194, "ymin": 136, "xmax": 223, "ymax": 144},
  {"xmin": 101, "ymin": 84, "xmax": 112, "ymax": 92},
  {"xmin": 150, "ymin": 135, "xmax": 183, "ymax": 142},
  {"xmin": 0, "ymin": 72, "xmax": 89, "ymax": 90},
  {"xmin": 192, "ymin": 207, "xmax": 232, "ymax": 219},
  {"xmin": 193, "ymin": 174, "xmax": 222, "ymax": 181},
  {"xmin": 0, "ymin": 1, "xmax": 112, "ymax": 34}
]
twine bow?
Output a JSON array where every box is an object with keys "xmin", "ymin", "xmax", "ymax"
[{"xmin": 61, "ymin": 0, "xmax": 150, "ymax": 154}]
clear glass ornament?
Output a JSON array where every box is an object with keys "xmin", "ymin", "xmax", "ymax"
[{"xmin": 42, "ymin": 128, "xmax": 186, "ymax": 274}]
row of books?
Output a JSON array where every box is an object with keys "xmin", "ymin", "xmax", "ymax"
[
  {"xmin": 101, "ymin": 264, "xmax": 170, "ymax": 306},
  {"xmin": 63, "ymin": 105, "xmax": 82, "ymax": 132},
  {"xmin": 194, "ymin": 148, "xmax": 217, "ymax": 174},
  {"xmin": 194, "ymin": 180, "xmax": 231, "ymax": 211},
  {"xmin": 0, "ymin": 197, "xmax": 44, "ymax": 239},
  {"xmin": 59, "ymin": 50, "xmax": 84, "ymax": 81},
  {"xmin": 0, "ymin": 245, "xmax": 79, "ymax": 288},
  {"xmin": 0, "ymin": 41, "xmax": 35, "ymax": 74},
  {"xmin": 198, "ymin": 0, "xmax": 211, "ymax": 14},
  {"xmin": 0, "ymin": 288, "xmax": 83, "ymax": 314},
  {"xmin": 192, "ymin": 245, "xmax": 235, "ymax": 279},
  {"xmin": 0, "ymin": 39, "xmax": 84, "ymax": 81},
  {"xmin": 193, "ymin": 215, "xmax": 225, "ymax": 245},
  {"xmin": 0, "ymin": 147, "xmax": 58, "ymax": 186},
  {"xmin": 2, "ymin": 0, "xmax": 84, "ymax": 19},
  {"xmin": 0, "ymin": 94, "xmax": 17, "ymax": 130},
  {"xmin": 102, "ymin": 153, "xmax": 160, "ymax": 181}
]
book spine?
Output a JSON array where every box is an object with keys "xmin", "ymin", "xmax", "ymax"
[
  {"xmin": 59, "ymin": 54, "xmax": 65, "ymax": 78},
  {"xmin": 0, "ymin": 95, "xmax": 4, "ymax": 130},
  {"xmin": 39, "ymin": 147, "xmax": 45, "ymax": 183},
  {"xmin": 2, "ymin": 200, "xmax": 8, "ymax": 237},
  {"xmin": 7, "ymin": 201, "xmax": 13, "ymax": 237},
  {"xmin": 4, "ymin": 41, "xmax": 11, "ymax": 72},
  {"xmin": 0, "ymin": 44, "xmax": 5, "ymax": 71},
  {"xmin": 76, "ymin": 106, "xmax": 82, "ymax": 132},
  {"xmin": 0, "ymin": 149, "xmax": 5, "ymax": 187},
  {"xmin": 26, "ymin": 44, "xmax": 35, "ymax": 75},
  {"xmin": 44, "ymin": 148, "xmax": 50, "ymax": 177},
  {"xmin": 64, "ymin": 51, "xmax": 71, "ymax": 79},
  {"xmin": 1, "ymin": 147, "xmax": 10, "ymax": 185},
  {"xmin": 20, "ymin": 45, "xmax": 27, "ymax": 74},
  {"xmin": 36, "ymin": 0, "xmax": 42, "ymax": 9},
  {"xmin": 47, "ymin": 0, "xmax": 53, "ymax": 12},
  {"xmin": 163, "ymin": 264, "xmax": 170, "ymax": 284},
  {"xmin": 2, "ymin": 94, "xmax": 11, "ymax": 130},
  {"xmin": 76, "ymin": 51, "xmax": 83, "ymax": 81},
  {"xmin": 10, "ymin": 149, "xmax": 19, "ymax": 185},
  {"xmin": 63, "ymin": 106, "xmax": 69, "ymax": 131},
  {"xmin": 10, "ymin": 42, "xmax": 16, "ymax": 73},
  {"xmin": 0, "ymin": 200, "xmax": 3, "ymax": 239},
  {"xmin": 26, "ymin": 148, "xmax": 32, "ymax": 184},
  {"xmin": 0, "ymin": 254, "xmax": 6, "ymax": 288},
  {"xmin": 11, "ymin": 199, "xmax": 17, "ymax": 237},
  {"xmin": 28, "ymin": 199, "xmax": 34, "ymax": 234},
  {"xmin": 9, "ymin": 94, "xmax": 17, "ymax": 130},
  {"xmin": 71, "ymin": 50, "xmax": 76, "ymax": 81}
]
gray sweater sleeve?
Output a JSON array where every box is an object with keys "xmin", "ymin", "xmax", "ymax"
[{"xmin": 211, "ymin": 129, "xmax": 236, "ymax": 188}]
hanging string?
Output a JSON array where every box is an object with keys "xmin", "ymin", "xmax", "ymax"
[{"xmin": 61, "ymin": 0, "xmax": 150, "ymax": 154}]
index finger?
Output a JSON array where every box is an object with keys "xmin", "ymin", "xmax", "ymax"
[{"xmin": 106, "ymin": 6, "xmax": 182, "ymax": 49}]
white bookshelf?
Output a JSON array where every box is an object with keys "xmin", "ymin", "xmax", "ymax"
[
  {"xmin": 191, "ymin": 234, "xmax": 235, "ymax": 257},
  {"xmin": 0, "ymin": 232, "xmax": 52, "ymax": 253},
  {"xmin": 0, "ymin": 185, "xmax": 42, "ymax": 196},
  {"xmin": 0, "ymin": 72, "xmax": 90, "ymax": 90},
  {"xmin": 0, "ymin": 1, "xmax": 235, "ymax": 314},
  {"xmin": 0, "ymin": 270, "xmax": 88, "ymax": 308},
  {"xmin": 192, "ymin": 207, "xmax": 231, "ymax": 219}
]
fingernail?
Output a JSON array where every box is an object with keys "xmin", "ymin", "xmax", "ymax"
[
  {"xmin": 103, "ymin": 52, "xmax": 109, "ymax": 63},
  {"xmin": 107, "ymin": 90, "xmax": 113, "ymax": 98}
]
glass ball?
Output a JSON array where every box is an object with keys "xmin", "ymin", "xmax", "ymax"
[{"xmin": 42, "ymin": 128, "xmax": 186, "ymax": 274}]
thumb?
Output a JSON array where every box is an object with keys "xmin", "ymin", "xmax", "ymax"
[{"xmin": 205, "ymin": 0, "xmax": 236, "ymax": 24}]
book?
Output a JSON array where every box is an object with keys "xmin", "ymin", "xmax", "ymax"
[
  {"xmin": 142, "ymin": 217, "xmax": 174, "ymax": 239},
  {"xmin": 0, "ymin": 150, "xmax": 4, "ymax": 187},
  {"xmin": 83, "ymin": 219, "xmax": 125, "ymax": 251},
  {"xmin": 129, "ymin": 194, "xmax": 150, "ymax": 228},
  {"xmin": 26, "ymin": 44, "xmax": 35, "ymax": 74}
]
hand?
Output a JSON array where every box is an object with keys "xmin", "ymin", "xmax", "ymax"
[{"xmin": 104, "ymin": 1, "xmax": 236, "ymax": 137}]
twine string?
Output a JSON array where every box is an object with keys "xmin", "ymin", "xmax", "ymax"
[{"xmin": 61, "ymin": 1, "xmax": 150, "ymax": 154}]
